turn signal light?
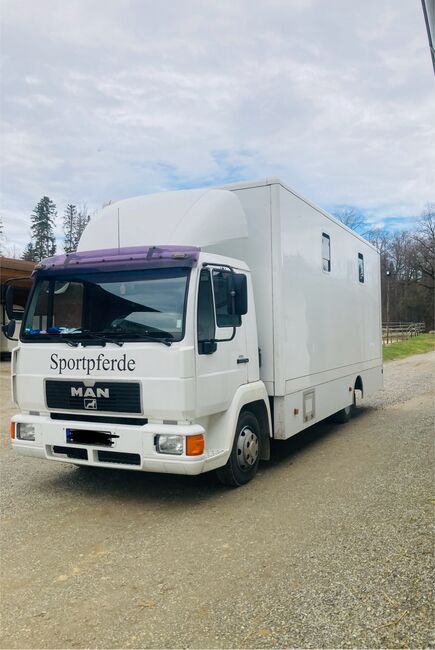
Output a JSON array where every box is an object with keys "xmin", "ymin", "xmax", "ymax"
[
  {"xmin": 186, "ymin": 434, "xmax": 204, "ymax": 456},
  {"xmin": 10, "ymin": 421, "xmax": 15, "ymax": 439}
]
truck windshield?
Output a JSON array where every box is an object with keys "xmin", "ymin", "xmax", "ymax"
[{"xmin": 22, "ymin": 267, "xmax": 190, "ymax": 344}]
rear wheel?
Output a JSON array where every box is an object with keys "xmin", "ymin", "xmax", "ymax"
[
  {"xmin": 216, "ymin": 411, "xmax": 260, "ymax": 487},
  {"xmin": 332, "ymin": 391, "xmax": 356, "ymax": 424},
  {"xmin": 331, "ymin": 404, "xmax": 352, "ymax": 423}
]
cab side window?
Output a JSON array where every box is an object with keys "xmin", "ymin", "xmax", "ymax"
[{"xmin": 197, "ymin": 270, "xmax": 215, "ymax": 342}]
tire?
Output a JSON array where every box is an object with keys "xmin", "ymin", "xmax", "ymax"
[
  {"xmin": 331, "ymin": 403, "xmax": 352, "ymax": 424},
  {"xmin": 216, "ymin": 411, "xmax": 261, "ymax": 487}
]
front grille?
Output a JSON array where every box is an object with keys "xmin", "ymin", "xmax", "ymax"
[
  {"xmin": 46, "ymin": 380, "xmax": 141, "ymax": 414},
  {"xmin": 51, "ymin": 413, "xmax": 147, "ymax": 426}
]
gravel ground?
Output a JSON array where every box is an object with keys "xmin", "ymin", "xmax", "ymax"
[{"xmin": 0, "ymin": 353, "xmax": 434, "ymax": 649}]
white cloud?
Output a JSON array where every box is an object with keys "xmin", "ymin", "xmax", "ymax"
[
  {"xmin": 24, "ymin": 75, "xmax": 40, "ymax": 85},
  {"xmin": 1, "ymin": 0, "xmax": 434, "ymax": 251}
]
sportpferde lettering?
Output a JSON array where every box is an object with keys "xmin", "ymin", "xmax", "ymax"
[{"xmin": 50, "ymin": 353, "xmax": 136, "ymax": 375}]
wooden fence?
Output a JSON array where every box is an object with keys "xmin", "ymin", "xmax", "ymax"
[{"xmin": 382, "ymin": 322, "xmax": 425, "ymax": 345}]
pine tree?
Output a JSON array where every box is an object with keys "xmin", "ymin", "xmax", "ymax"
[
  {"xmin": 23, "ymin": 196, "xmax": 57, "ymax": 261},
  {"xmin": 75, "ymin": 205, "xmax": 90, "ymax": 249},
  {"xmin": 22, "ymin": 242, "xmax": 36, "ymax": 261},
  {"xmin": 62, "ymin": 203, "xmax": 90, "ymax": 253},
  {"xmin": 63, "ymin": 204, "xmax": 78, "ymax": 253}
]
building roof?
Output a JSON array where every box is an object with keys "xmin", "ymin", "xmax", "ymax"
[{"xmin": 0, "ymin": 257, "xmax": 35, "ymax": 284}]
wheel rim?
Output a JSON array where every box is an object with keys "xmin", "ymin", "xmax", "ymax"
[{"xmin": 236, "ymin": 426, "xmax": 259, "ymax": 471}]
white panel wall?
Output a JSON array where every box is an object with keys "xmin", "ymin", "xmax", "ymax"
[
  {"xmin": 208, "ymin": 178, "xmax": 382, "ymax": 398},
  {"xmin": 274, "ymin": 184, "xmax": 382, "ymax": 393}
]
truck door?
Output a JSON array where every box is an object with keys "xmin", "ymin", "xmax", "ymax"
[{"xmin": 195, "ymin": 267, "xmax": 249, "ymax": 417}]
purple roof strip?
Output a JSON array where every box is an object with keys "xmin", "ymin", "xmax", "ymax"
[{"xmin": 34, "ymin": 245, "xmax": 201, "ymax": 275}]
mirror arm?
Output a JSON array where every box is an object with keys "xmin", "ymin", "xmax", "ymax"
[
  {"xmin": 201, "ymin": 262, "xmax": 235, "ymax": 274},
  {"xmin": 213, "ymin": 326, "xmax": 236, "ymax": 343},
  {"xmin": 2, "ymin": 320, "xmax": 18, "ymax": 341},
  {"xmin": 201, "ymin": 261, "xmax": 241, "ymax": 322}
]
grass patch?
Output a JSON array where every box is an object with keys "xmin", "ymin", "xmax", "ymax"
[{"xmin": 383, "ymin": 333, "xmax": 435, "ymax": 362}]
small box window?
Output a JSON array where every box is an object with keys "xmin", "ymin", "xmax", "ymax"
[
  {"xmin": 358, "ymin": 253, "xmax": 364, "ymax": 283},
  {"xmin": 322, "ymin": 233, "xmax": 331, "ymax": 272},
  {"xmin": 303, "ymin": 390, "xmax": 315, "ymax": 422}
]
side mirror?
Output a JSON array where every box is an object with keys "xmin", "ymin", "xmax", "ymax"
[
  {"xmin": 5, "ymin": 285, "xmax": 23, "ymax": 321},
  {"xmin": 232, "ymin": 274, "xmax": 248, "ymax": 316},
  {"xmin": 199, "ymin": 339, "xmax": 217, "ymax": 355},
  {"xmin": 5, "ymin": 285, "xmax": 15, "ymax": 320},
  {"xmin": 2, "ymin": 319, "xmax": 17, "ymax": 340}
]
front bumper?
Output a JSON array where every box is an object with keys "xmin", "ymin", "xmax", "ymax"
[{"xmin": 11, "ymin": 414, "xmax": 227, "ymax": 475}]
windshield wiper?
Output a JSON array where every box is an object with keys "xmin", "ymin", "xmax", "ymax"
[
  {"xmin": 106, "ymin": 331, "xmax": 173, "ymax": 347},
  {"xmin": 79, "ymin": 331, "xmax": 124, "ymax": 347}
]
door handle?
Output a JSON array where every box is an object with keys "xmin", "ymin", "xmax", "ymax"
[{"xmin": 237, "ymin": 357, "xmax": 249, "ymax": 364}]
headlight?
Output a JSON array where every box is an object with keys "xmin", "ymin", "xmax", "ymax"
[
  {"xmin": 17, "ymin": 423, "xmax": 36, "ymax": 441},
  {"xmin": 156, "ymin": 434, "xmax": 184, "ymax": 455}
]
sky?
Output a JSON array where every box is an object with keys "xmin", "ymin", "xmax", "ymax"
[{"xmin": 1, "ymin": 0, "xmax": 434, "ymax": 255}]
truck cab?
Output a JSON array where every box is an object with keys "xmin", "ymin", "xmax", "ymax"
[{"xmin": 9, "ymin": 242, "xmax": 271, "ymax": 486}]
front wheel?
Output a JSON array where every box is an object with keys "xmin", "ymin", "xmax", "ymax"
[{"xmin": 216, "ymin": 411, "xmax": 260, "ymax": 487}]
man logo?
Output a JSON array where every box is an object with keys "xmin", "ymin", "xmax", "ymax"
[
  {"xmin": 84, "ymin": 398, "xmax": 97, "ymax": 410},
  {"xmin": 71, "ymin": 387, "xmax": 110, "ymax": 399}
]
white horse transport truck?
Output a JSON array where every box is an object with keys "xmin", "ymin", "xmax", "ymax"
[{"xmin": 6, "ymin": 178, "xmax": 383, "ymax": 486}]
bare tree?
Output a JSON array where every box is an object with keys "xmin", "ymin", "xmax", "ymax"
[
  {"xmin": 373, "ymin": 205, "xmax": 435, "ymax": 329},
  {"xmin": 334, "ymin": 207, "xmax": 371, "ymax": 236},
  {"xmin": 412, "ymin": 203, "xmax": 435, "ymax": 290},
  {"xmin": 365, "ymin": 228, "xmax": 390, "ymax": 256}
]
